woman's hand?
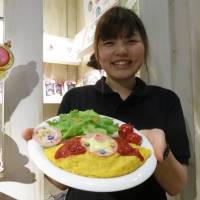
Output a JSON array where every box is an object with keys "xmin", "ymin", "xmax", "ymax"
[
  {"xmin": 139, "ymin": 128, "xmax": 167, "ymax": 162},
  {"xmin": 22, "ymin": 128, "xmax": 34, "ymax": 141}
]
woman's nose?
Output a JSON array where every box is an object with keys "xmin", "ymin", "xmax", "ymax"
[{"xmin": 115, "ymin": 42, "xmax": 128, "ymax": 56}]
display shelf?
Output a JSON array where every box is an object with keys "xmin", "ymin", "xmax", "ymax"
[
  {"xmin": 43, "ymin": 33, "xmax": 81, "ymax": 66},
  {"xmin": 43, "ymin": 80, "xmax": 63, "ymax": 104},
  {"xmin": 43, "ymin": 95, "xmax": 63, "ymax": 104},
  {"xmin": 43, "ymin": 80, "xmax": 76, "ymax": 104}
]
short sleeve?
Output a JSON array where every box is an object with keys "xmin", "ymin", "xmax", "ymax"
[{"xmin": 164, "ymin": 93, "xmax": 190, "ymax": 165}]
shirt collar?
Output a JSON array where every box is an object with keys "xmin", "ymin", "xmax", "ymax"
[{"xmin": 94, "ymin": 76, "xmax": 148, "ymax": 97}]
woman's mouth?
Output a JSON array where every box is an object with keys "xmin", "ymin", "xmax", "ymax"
[{"xmin": 111, "ymin": 60, "xmax": 132, "ymax": 68}]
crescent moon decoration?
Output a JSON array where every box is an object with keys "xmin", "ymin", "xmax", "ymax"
[{"xmin": 0, "ymin": 41, "xmax": 14, "ymax": 80}]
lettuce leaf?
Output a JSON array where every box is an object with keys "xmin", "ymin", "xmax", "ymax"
[{"xmin": 47, "ymin": 109, "xmax": 119, "ymax": 139}]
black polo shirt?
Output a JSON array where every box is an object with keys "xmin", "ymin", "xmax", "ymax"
[{"xmin": 58, "ymin": 77, "xmax": 190, "ymax": 200}]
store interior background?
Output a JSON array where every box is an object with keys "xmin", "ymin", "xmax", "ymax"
[{"xmin": 0, "ymin": 0, "xmax": 199, "ymax": 200}]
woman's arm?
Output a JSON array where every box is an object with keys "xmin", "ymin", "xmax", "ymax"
[
  {"xmin": 140, "ymin": 129, "xmax": 188, "ymax": 196},
  {"xmin": 154, "ymin": 151, "xmax": 188, "ymax": 196}
]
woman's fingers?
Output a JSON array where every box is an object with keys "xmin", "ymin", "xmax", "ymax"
[
  {"xmin": 140, "ymin": 129, "xmax": 167, "ymax": 162},
  {"xmin": 153, "ymin": 142, "xmax": 164, "ymax": 162},
  {"xmin": 22, "ymin": 128, "xmax": 34, "ymax": 141}
]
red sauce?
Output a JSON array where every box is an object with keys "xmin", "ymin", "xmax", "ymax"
[
  {"xmin": 55, "ymin": 135, "xmax": 144, "ymax": 161},
  {"xmin": 114, "ymin": 137, "xmax": 144, "ymax": 161},
  {"xmin": 122, "ymin": 132, "xmax": 142, "ymax": 145},
  {"xmin": 55, "ymin": 137, "xmax": 86, "ymax": 159},
  {"xmin": 118, "ymin": 123, "xmax": 142, "ymax": 145}
]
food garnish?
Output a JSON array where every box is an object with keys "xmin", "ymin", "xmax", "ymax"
[
  {"xmin": 33, "ymin": 126, "xmax": 62, "ymax": 147},
  {"xmin": 119, "ymin": 123, "xmax": 142, "ymax": 145},
  {"xmin": 55, "ymin": 137, "xmax": 86, "ymax": 159},
  {"xmin": 47, "ymin": 109, "xmax": 118, "ymax": 139}
]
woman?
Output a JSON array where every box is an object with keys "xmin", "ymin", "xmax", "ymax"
[{"xmin": 23, "ymin": 6, "xmax": 190, "ymax": 200}]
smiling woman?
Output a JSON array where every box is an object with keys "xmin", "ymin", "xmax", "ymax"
[
  {"xmin": 22, "ymin": 4, "xmax": 192, "ymax": 200},
  {"xmin": 55, "ymin": 6, "xmax": 190, "ymax": 200}
]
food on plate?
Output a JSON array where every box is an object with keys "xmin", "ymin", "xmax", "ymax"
[
  {"xmin": 55, "ymin": 136, "xmax": 86, "ymax": 159},
  {"xmin": 33, "ymin": 126, "xmax": 62, "ymax": 147},
  {"xmin": 81, "ymin": 133, "xmax": 118, "ymax": 157},
  {"xmin": 119, "ymin": 123, "xmax": 142, "ymax": 145},
  {"xmin": 44, "ymin": 134, "xmax": 150, "ymax": 178},
  {"xmin": 34, "ymin": 110, "xmax": 151, "ymax": 178},
  {"xmin": 46, "ymin": 109, "xmax": 118, "ymax": 139}
]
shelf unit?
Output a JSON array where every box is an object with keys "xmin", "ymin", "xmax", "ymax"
[
  {"xmin": 43, "ymin": 95, "xmax": 63, "ymax": 104},
  {"xmin": 43, "ymin": 62, "xmax": 78, "ymax": 104}
]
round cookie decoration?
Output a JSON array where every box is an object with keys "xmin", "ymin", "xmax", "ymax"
[{"xmin": 0, "ymin": 41, "xmax": 14, "ymax": 80}]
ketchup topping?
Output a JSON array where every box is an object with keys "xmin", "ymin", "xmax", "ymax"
[
  {"xmin": 118, "ymin": 123, "xmax": 142, "ymax": 145},
  {"xmin": 54, "ymin": 135, "xmax": 144, "ymax": 161},
  {"xmin": 55, "ymin": 137, "xmax": 86, "ymax": 159},
  {"xmin": 114, "ymin": 137, "xmax": 144, "ymax": 161}
]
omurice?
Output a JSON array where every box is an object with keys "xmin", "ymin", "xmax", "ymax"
[{"xmin": 44, "ymin": 133, "xmax": 151, "ymax": 178}]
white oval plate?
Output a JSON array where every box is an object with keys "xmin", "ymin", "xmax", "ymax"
[{"xmin": 28, "ymin": 116, "xmax": 157, "ymax": 192}]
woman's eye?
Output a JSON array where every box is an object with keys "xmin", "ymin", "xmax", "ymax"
[
  {"xmin": 103, "ymin": 41, "xmax": 114, "ymax": 46},
  {"xmin": 128, "ymin": 39, "xmax": 137, "ymax": 43}
]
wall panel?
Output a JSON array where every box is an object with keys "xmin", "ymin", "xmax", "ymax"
[{"xmin": 2, "ymin": 0, "xmax": 43, "ymax": 199}]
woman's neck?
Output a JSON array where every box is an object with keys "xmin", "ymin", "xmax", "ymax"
[{"xmin": 105, "ymin": 77, "xmax": 136, "ymax": 100}]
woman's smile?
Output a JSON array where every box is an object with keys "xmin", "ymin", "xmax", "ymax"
[{"xmin": 111, "ymin": 60, "xmax": 132, "ymax": 68}]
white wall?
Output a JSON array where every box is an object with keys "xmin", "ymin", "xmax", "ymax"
[{"xmin": 0, "ymin": 0, "xmax": 44, "ymax": 199}]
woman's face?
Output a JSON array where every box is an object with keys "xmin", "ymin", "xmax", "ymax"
[{"xmin": 98, "ymin": 32, "xmax": 145, "ymax": 82}]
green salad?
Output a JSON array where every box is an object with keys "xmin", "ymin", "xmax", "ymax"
[{"xmin": 47, "ymin": 109, "xmax": 119, "ymax": 139}]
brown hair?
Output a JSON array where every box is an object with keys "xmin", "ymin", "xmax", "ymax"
[{"xmin": 87, "ymin": 6, "xmax": 149, "ymax": 70}]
